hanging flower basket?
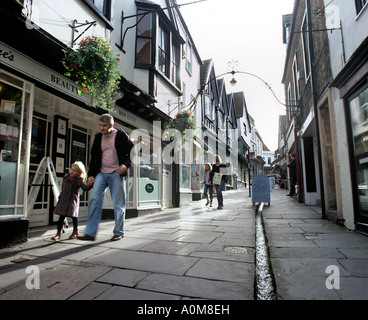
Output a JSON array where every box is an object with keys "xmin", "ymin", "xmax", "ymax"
[
  {"xmin": 166, "ymin": 110, "xmax": 197, "ymax": 141},
  {"xmin": 62, "ymin": 36, "xmax": 121, "ymax": 110}
]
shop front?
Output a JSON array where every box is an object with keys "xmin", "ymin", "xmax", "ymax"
[
  {"xmin": 0, "ymin": 41, "xmax": 168, "ymax": 249},
  {"xmin": 346, "ymin": 83, "xmax": 368, "ymax": 233},
  {"xmin": 29, "ymin": 87, "xmax": 98, "ymax": 227},
  {"xmin": 331, "ymin": 40, "xmax": 368, "ymax": 233},
  {"xmin": 0, "ymin": 39, "xmax": 100, "ymax": 228}
]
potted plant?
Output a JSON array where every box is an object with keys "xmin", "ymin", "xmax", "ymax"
[{"xmin": 62, "ymin": 36, "xmax": 121, "ymax": 110}]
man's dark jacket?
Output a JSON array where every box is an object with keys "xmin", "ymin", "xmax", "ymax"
[
  {"xmin": 287, "ymin": 159, "xmax": 296, "ymax": 178},
  {"xmin": 88, "ymin": 129, "xmax": 134, "ymax": 178}
]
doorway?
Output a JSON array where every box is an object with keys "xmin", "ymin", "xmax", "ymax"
[
  {"xmin": 28, "ymin": 112, "xmax": 51, "ymax": 226},
  {"xmin": 64, "ymin": 124, "xmax": 91, "ymax": 221},
  {"xmin": 318, "ymin": 97, "xmax": 339, "ymax": 222}
]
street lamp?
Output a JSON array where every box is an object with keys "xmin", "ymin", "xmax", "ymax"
[
  {"xmin": 193, "ymin": 61, "xmax": 288, "ymax": 111},
  {"xmin": 229, "ymin": 71, "xmax": 237, "ymax": 86}
]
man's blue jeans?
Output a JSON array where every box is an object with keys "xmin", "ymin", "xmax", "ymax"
[{"xmin": 85, "ymin": 172, "xmax": 126, "ymax": 237}]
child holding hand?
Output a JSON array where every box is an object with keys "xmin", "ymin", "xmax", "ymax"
[
  {"xmin": 52, "ymin": 161, "xmax": 92, "ymax": 241},
  {"xmin": 202, "ymin": 162, "xmax": 213, "ymax": 207}
]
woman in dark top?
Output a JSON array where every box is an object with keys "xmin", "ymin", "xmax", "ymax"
[{"xmin": 212, "ymin": 155, "xmax": 228, "ymax": 209}]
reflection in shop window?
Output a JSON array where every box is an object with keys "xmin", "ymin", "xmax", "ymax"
[
  {"xmin": 180, "ymin": 146, "xmax": 191, "ymax": 190},
  {"xmin": 350, "ymin": 87, "xmax": 368, "ymax": 155},
  {"xmin": 29, "ymin": 113, "xmax": 51, "ymax": 211},
  {"xmin": 0, "ymin": 71, "xmax": 32, "ymax": 215},
  {"xmin": 138, "ymin": 138, "xmax": 160, "ymax": 207},
  {"xmin": 357, "ymin": 169, "xmax": 368, "ymax": 213},
  {"xmin": 30, "ymin": 116, "xmax": 49, "ymax": 165},
  {"xmin": 180, "ymin": 164, "xmax": 190, "ymax": 189}
]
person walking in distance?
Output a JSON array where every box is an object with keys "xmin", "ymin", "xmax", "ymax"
[
  {"xmin": 212, "ymin": 155, "xmax": 228, "ymax": 209},
  {"xmin": 78, "ymin": 114, "xmax": 134, "ymax": 241},
  {"xmin": 287, "ymin": 153, "xmax": 297, "ymax": 197},
  {"xmin": 52, "ymin": 161, "xmax": 92, "ymax": 241},
  {"xmin": 202, "ymin": 162, "xmax": 213, "ymax": 207}
]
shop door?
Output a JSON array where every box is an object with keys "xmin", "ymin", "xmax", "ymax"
[
  {"xmin": 28, "ymin": 112, "xmax": 51, "ymax": 226},
  {"xmin": 66, "ymin": 125, "xmax": 90, "ymax": 221},
  {"xmin": 349, "ymin": 86, "xmax": 368, "ymax": 230}
]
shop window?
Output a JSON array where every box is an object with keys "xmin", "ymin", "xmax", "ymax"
[
  {"xmin": 30, "ymin": 113, "xmax": 50, "ymax": 165},
  {"xmin": 349, "ymin": 85, "xmax": 368, "ymax": 228},
  {"xmin": 350, "ymin": 86, "xmax": 368, "ymax": 155},
  {"xmin": 0, "ymin": 70, "xmax": 32, "ymax": 216},
  {"xmin": 137, "ymin": 137, "xmax": 160, "ymax": 207},
  {"xmin": 29, "ymin": 113, "xmax": 51, "ymax": 211},
  {"xmin": 180, "ymin": 147, "xmax": 190, "ymax": 190},
  {"xmin": 180, "ymin": 164, "xmax": 190, "ymax": 189}
]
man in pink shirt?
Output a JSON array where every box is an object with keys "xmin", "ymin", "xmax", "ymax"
[{"xmin": 78, "ymin": 114, "xmax": 134, "ymax": 241}]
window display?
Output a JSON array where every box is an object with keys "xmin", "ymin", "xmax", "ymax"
[{"xmin": 0, "ymin": 70, "xmax": 32, "ymax": 216}]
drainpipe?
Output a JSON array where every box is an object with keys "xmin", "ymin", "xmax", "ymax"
[{"xmin": 306, "ymin": 0, "xmax": 326, "ymax": 219}]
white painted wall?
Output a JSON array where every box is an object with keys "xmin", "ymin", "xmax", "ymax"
[
  {"xmin": 325, "ymin": 0, "xmax": 368, "ymax": 77},
  {"xmin": 30, "ymin": 0, "xmax": 109, "ymax": 47}
]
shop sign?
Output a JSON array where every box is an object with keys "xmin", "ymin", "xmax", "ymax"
[
  {"xmin": 0, "ymin": 42, "xmax": 92, "ymax": 105},
  {"xmin": 145, "ymin": 183, "xmax": 154, "ymax": 193},
  {"xmin": 114, "ymin": 105, "xmax": 153, "ymax": 133}
]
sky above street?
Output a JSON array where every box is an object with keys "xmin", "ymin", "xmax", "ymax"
[{"xmin": 178, "ymin": 0, "xmax": 295, "ymax": 151}]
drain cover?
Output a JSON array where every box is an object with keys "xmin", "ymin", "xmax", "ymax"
[
  {"xmin": 224, "ymin": 246, "xmax": 249, "ymax": 254},
  {"xmin": 11, "ymin": 256, "xmax": 31, "ymax": 264}
]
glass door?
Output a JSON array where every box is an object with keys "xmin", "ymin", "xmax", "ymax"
[
  {"xmin": 67, "ymin": 125, "xmax": 90, "ymax": 211},
  {"xmin": 28, "ymin": 112, "xmax": 51, "ymax": 226}
]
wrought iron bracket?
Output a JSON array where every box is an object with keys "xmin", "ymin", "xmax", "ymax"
[{"xmin": 70, "ymin": 19, "xmax": 97, "ymax": 47}]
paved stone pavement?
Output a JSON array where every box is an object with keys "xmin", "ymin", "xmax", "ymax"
[
  {"xmin": 264, "ymin": 189, "xmax": 368, "ymax": 300},
  {"xmin": 0, "ymin": 189, "xmax": 255, "ymax": 302},
  {"xmin": 0, "ymin": 186, "xmax": 367, "ymax": 303}
]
